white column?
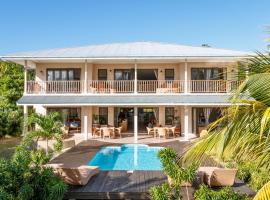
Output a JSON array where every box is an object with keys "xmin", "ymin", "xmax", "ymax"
[
  {"xmin": 134, "ymin": 63, "xmax": 137, "ymax": 94},
  {"xmin": 184, "ymin": 106, "xmax": 189, "ymax": 141},
  {"xmin": 23, "ymin": 105, "xmax": 28, "ymax": 136},
  {"xmin": 88, "ymin": 107, "xmax": 93, "ymax": 138},
  {"xmin": 134, "ymin": 106, "xmax": 138, "ymax": 143},
  {"xmin": 84, "ymin": 60, "xmax": 88, "ymax": 93},
  {"xmin": 24, "ymin": 60, "xmax": 28, "ymax": 94},
  {"xmin": 84, "ymin": 114, "xmax": 88, "ymax": 140},
  {"xmin": 184, "ymin": 59, "xmax": 188, "ymax": 93}
]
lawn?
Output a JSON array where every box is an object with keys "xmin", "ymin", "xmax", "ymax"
[{"xmin": 0, "ymin": 137, "xmax": 22, "ymax": 159}]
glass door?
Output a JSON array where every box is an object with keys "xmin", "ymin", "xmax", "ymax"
[{"xmin": 138, "ymin": 107, "xmax": 159, "ymax": 132}]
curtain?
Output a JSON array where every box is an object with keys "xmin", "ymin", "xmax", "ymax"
[{"xmin": 203, "ymin": 108, "xmax": 211, "ymax": 125}]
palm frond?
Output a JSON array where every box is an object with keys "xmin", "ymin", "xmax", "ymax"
[{"xmin": 253, "ymin": 181, "xmax": 270, "ymax": 200}]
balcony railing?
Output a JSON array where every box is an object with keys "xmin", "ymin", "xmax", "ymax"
[
  {"xmin": 88, "ymin": 80, "xmax": 134, "ymax": 93},
  {"xmin": 188, "ymin": 80, "xmax": 242, "ymax": 93},
  {"xmin": 26, "ymin": 80, "xmax": 242, "ymax": 94},
  {"xmin": 137, "ymin": 80, "xmax": 184, "ymax": 93},
  {"xmin": 26, "ymin": 80, "xmax": 83, "ymax": 94}
]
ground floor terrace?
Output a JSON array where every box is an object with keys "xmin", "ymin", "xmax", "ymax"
[{"xmin": 31, "ymin": 104, "xmax": 225, "ymax": 142}]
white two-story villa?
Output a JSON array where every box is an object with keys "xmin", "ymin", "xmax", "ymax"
[{"xmin": 2, "ymin": 42, "xmax": 249, "ymax": 142}]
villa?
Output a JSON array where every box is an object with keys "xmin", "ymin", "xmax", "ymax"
[
  {"xmin": 2, "ymin": 42, "xmax": 248, "ymax": 143},
  {"xmin": 2, "ymin": 42, "xmax": 256, "ymax": 199}
]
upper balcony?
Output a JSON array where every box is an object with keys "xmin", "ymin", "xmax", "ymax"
[{"xmin": 25, "ymin": 80, "xmax": 242, "ymax": 94}]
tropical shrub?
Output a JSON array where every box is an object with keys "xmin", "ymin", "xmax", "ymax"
[
  {"xmin": 0, "ymin": 61, "xmax": 24, "ymax": 137},
  {"xmin": 194, "ymin": 184, "xmax": 250, "ymax": 200},
  {"xmin": 0, "ymin": 146, "xmax": 67, "ymax": 200},
  {"xmin": 149, "ymin": 182, "xmax": 181, "ymax": 200},
  {"xmin": 150, "ymin": 148, "xmax": 199, "ymax": 200},
  {"xmin": 249, "ymin": 169, "xmax": 270, "ymax": 192},
  {"xmin": 23, "ymin": 112, "xmax": 64, "ymax": 155},
  {"xmin": 158, "ymin": 148, "xmax": 198, "ymax": 186},
  {"xmin": 236, "ymin": 162, "xmax": 256, "ymax": 183}
]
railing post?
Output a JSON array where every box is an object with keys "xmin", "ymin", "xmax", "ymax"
[
  {"xmin": 184, "ymin": 59, "xmax": 188, "ymax": 93},
  {"xmin": 134, "ymin": 63, "xmax": 137, "ymax": 94},
  {"xmin": 84, "ymin": 60, "xmax": 88, "ymax": 93}
]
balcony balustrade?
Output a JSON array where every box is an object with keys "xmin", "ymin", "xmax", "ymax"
[{"xmin": 26, "ymin": 80, "xmax": 242, "ymax": 94}]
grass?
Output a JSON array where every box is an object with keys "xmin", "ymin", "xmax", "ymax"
[{"xmin": 0, "ymin": 137, "xmax": 22, "ymax": 159}]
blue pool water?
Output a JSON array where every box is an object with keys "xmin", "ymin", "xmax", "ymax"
[{"xmin": 88, "ymin": 144, "xmax": 163, "ymax": 170}]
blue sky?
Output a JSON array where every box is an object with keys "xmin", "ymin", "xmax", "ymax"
[{"xmin": 0, "ymin": 0, "xmax": 269, "ymax": 55}]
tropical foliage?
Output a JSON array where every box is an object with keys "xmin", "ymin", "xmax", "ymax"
[
  {"xmin": 181, "ymin": 51, "xmax": 270, "ymax": 194},
  {"xmin": 194, "ymin": 184, "xmax": 250, "ymax": 200},
  {"xmin": 253, "ymin": 181, "xmax": 270, "ymax": 200},
  {"xmin": 150, "ymin": 148, "xmax": 198, "ymax": 200},
  {"xmin": 0, "ymin": 146, "xmax": 67, "ymax": 200},
  {"xmin": 23, "ymin": 112, "xmax": 64, "ymax": 155},
  {"xmin": 0, "ymin": 61, "xmax": 24, "ymax": 138}
]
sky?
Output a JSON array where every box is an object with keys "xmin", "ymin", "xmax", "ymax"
[{"xmin": 0, "ymin": 0, "xmax": 269, "ymax": 55}]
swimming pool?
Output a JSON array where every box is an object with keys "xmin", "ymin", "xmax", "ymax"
[{"xmin": 88, "ymin": 144, "xmax": 163, "ymax": 170}]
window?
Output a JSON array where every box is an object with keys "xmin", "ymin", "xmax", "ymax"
[
  {"xmin": 47, "ymin": 69, "xmax": 81, "ymax": 81},
  {"xmin": 165, "ymin": 69, "xmax": 174, "ymax": 80},
  {"xmin": 98, "ymin": 69, "xmax": 107, "ymax": 80},
  {"xmin": 47, "ymin": 107, "xmax": 81, "ymax": 132},
  {"xmin": 99, "ymin": 107, "xmax": 108, "ymax": 125},
  {"xmin": 191, "ymin": 68, "xmax": 225, "ymax": 80},
  {"xmin": 165, "ymin": 107, "xmax": 174, "ymax": 125},
  {"xmin": 114, "ymin": 69, "xmax": 133, "ymax": 80}
]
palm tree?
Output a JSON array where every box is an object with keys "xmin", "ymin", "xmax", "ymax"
[
  {"xmin": 181, "ymin": 52, "xmax": 270, "ymax": 169},
  {"xmin": 23, "ymin": 112, "xmax": 63, "ymax": 155}
]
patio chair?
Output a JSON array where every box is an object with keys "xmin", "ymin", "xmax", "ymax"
[
  {"xmin": 115, "ymin": 127, "xmax": 122, "ymax": 138},
  {"xmin": 101, "ymin": 127, "xmax": 112, "ymax": 139},
  {"xmin": 198, "ymin": 167, "xmax": 237, "ymax": 187},
  {"xmin": 168, "ymin": 126, "xmax": 176, "ymax": 137},
  {"xmin": 92, "ymin": 127, "xmax": 101, "ymax": 138},
  {"xmin": 146, "ymin": 127, "xmax": 154, "ymax": 136},
  {"xmin": 157, "ymin": 128, "xmax": 168, "ymax": 139},
  {"xmin": 45, "ymin": 163, "xmax": 99, "ymax": 186}
]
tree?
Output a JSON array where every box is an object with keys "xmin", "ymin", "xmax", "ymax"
[
  {"xmin": 23, "ymin": 112, "xmax": 64, "ymax": 155},
  {"xmin": 0, "ymin": 146, "xmax": 67, "ymax": 200},
  {"xmin": 0, "ymin": 61, "xmax": 24, "ymax": 137}
]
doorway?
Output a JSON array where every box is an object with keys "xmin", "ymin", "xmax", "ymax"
[
  {"xmin": 114, "ymin": 107, "xmax": 134, "ymax": 132},
  {"xmin": 138, "ymin": 107, "xmax": 159, "ymax": 132}
]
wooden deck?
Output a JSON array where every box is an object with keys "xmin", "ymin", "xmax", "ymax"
[
  {"xmin": 52, "ymin": 140, "xmax": 255, "ymax": 200},
  {"xmin": 65, "ymin": 170, "xmax": 168, "ymax": 200}
]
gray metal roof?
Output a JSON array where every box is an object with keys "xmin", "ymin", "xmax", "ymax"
[
  {"xmin": 4, "ymin": 42, "xmax": 250, "ymax": 58},
  {"xmin": 18, "ymin": 94, "xmax": 232, "ymax": 106}
]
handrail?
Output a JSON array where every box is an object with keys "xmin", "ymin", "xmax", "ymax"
[
  {"xmin": 26, "ymin": 80, "xmax": 83, "ymax": 94},
  {"xmin": 137, "ymin": 80, "xmax": 184, "ymax": 93},
  {"xmin": 25, "ymin": 80, "xmax": 243, "ymax": 94},
  {"xmin": 87, "ymin": 80, "xmax": 134, "ymax": 93}
]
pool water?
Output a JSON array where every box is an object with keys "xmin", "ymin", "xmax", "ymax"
[{"xmin": 88, "ymin": 144, "xmax": 163, "ymax": 170}]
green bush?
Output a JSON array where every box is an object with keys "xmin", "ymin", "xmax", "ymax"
[
  {"xmin": 232, "ymin": 161, "xmax": 270, "ymax": 191},
  {"xmin": 250, "ymin": 169, "xmax": 270, "ymax": 191},
  {"xmin": 0, "ymin": 146, "xmax": 67, "ymax": 200},
  {"xmin": 150, "ymin": 148, "xmax": 199, "ymax": 200},
  {"xmin": 194, "ymin": 184, "xmax": 250, "ymax": 200},
  {"xmin": 0, "ymin": 110, "xmax": 22, "ymax": 138},
  {"xmin": 149, "ymin": 182, "xmax": 181, "ymax": 200},
  {"xmin": 237, "ymin": 162, "xmax": 256, "ymax": 183}
]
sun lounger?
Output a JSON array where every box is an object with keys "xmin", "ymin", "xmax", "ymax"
[
  {"xmin": 45, "ymin": 163, "xmax": 99, "ymax": 185},
  {"xmin": 198, "ymin": 167, "xmax": 237, "ymax": 187}
]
